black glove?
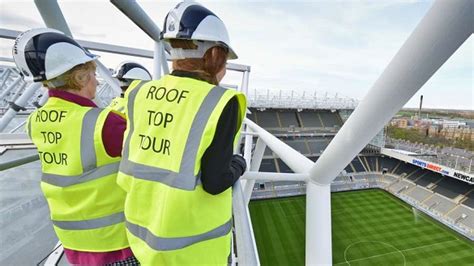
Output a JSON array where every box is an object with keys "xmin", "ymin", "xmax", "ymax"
[{"xmin": 231, "ymin": 154, "xmax": 247, "ymax": 177}]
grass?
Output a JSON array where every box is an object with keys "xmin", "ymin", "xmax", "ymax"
[{"xmin": 248, "ymin": 189, "xmax": 474, "ymax": 266}]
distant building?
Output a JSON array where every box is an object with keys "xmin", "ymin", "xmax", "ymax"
[{"xmin": 391, "ymin": 118, "xmax": 408, "ymax": 128}]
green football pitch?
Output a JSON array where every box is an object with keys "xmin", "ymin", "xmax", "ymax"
[{"xmin": 249, "ymin": 189, "xmax": 474, "ymax": 265}]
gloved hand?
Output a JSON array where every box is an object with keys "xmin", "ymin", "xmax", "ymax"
[{"xmin": 231, "ymin": 154, "xmax": 247, "ymax": 177}]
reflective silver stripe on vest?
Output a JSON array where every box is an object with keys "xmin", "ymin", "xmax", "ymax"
[
  {"xmin": 121, "ymin": 81, "xmax": 147, "ymax": 160},
  {"xmin": 120, "ymin": 82, "xmax": 226, "ymax": 191},
  {"xmin": 81, "ymin": 108, "xmax": 100, "ymax": 172},
  {"xmin": 42, "ymin": 162, "xmax": 120, "ymax": 187},
  {"xmin": 27, "ymin": 115, "xmax": 32, "ymax": 139},
  {"xmin": 126, "ymin": 219, "xmax": 232, "ymax": 251},
  {"xmin": 52, "ymin": 212, "xmax": 125, "ymax": 230},
  {"xmin": 41, "ymin": 108, "xmax": 118, "ymax": 187}
]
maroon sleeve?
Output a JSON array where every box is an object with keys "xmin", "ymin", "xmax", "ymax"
[{"xmin": 102, "ymin": 112, "xmax": 126, "ymax": 157}]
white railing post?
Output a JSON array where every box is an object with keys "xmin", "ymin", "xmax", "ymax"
[
  {"xmin": 232, "ymin": 180, "xmax": 260, "ymax": 266},
  {"xmin": 0, "ymin": 83, "xmax": 42, "ymax": 132},
  {"xmin": 241, "ymin": 70, "xmax": 250, "ymax": 95},
  {"xmin": 243, "ymin": 137, "xmax": 266, "ymax": 204}
]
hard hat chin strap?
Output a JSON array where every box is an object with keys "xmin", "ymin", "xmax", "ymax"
[
  {"xmin": 44, "ymin": 76, "xmax": 66, "ymax": 88},
  {"xmin": 169, "ymin": 41, "xmax": 217, "ymax": 60}
]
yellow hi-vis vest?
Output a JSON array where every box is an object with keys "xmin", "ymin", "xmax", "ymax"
[
  {"xmin": 26, "ymin": 97, "xmax": 128, "ymax": 252},
  {"xmin": 107, "ymin": 97, "xmax": 126, "ymax": 117},
  {"xmin": 117, "ymin": 75, "xmax": 246, "ymax": 265}
]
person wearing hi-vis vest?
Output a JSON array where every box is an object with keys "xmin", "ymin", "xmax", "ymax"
[
  {"xmin": 13, "ymin": 28, "xmax": 138, "ymax": 265},
  {"xmin": 108, "ymin": 62, "xmax": 152, "ymax": 116},
  {"xmin": 116, "ymin": 1, "xmax": 247, "ymax": 265}
]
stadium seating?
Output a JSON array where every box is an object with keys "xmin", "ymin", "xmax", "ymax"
[
  {"xmin": 259, "ymin": 159, "xmax": 277, "ymax": 172},
  {"xmin": 378, "ymin": 156, "xmax": 400, "ymax": 173},
  {"xmin": 446, "ymin": 205, "xmax": 474, "ymax": 230},
  {"xmin": 298, "ymin": 111, "xmax": 323, "ymax": 127},
  {"xmin": 462, "ymin": 191, "xmax": 474, "ymax": 208},
  {"xmin": 351, "ymin": 157, "xmax": 366, "ymax": 172},
  {"xmin": 404, "ymin": 186, "xmax": 432, "ymax": 203},
  {"xmin": 306, "ymin": 140, "xmax": 329, "ymax": 154},
  {"xmin": 277, "ymin": 111, "xmax": 300, "ymax": 128},
  {"xmin": 433, "ymin": 178, "xmax": 472, "ymax": 199},
  {"xmin": 414, "ymin": 171, "xmax": 443, "ymax": 187},
  {"xmin": 282, "ymin": 139, "xmax": 310, "ymax": 155},
  {"xmin": 422, "ymin": 194, "xmax": 457, "ymax": 214},
  {"xmin": 393, "ymin": 162, "xmax": 419, "ymax": 176},
  {"xmin": 254, "ymin": 111, "xmax": 280, "ymax": 128},
  {"xmin": 318, "ymin": 111, "xmax": 341, "ymax": 127}
]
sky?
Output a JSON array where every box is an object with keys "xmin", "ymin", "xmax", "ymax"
[{"xmin": 0, "ymin": 0, "xmax": 472, "ymax": 110}]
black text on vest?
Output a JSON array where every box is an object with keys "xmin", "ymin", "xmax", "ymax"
[
  {"xmin": 40, "ymin": 131, "xmax": 62, "ymax": 144},
  {"xmin": 38, "ymin": 151, "xmax": 68, "ymax": 165},
  {"xmin": 35, "ymin": 110, "xmax": 67, "ymax": 122},
  {"xmin": 138, "ymin": 134, "xmax": 171, "ymax": 155},
  {"xmin": 147, "ymin": 110, "xmax": 173, "ymax": 128},
  {"xmin": 146, "ymin": 86, "xmax": 189, "ymax": 104}
]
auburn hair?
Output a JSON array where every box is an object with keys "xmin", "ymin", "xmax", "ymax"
[
  {"xmin": 170, "ymin": 39, "xmax": 228, "ymax": 85},
  {"xmin": 45, "ymin": 61, "xmax": 96, "ymax": 91}
]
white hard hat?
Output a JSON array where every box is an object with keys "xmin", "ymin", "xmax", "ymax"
[
  {"xmin": 112, "ymin": 61, "xmax": 152, "ymax": 81},
  {"xmin": 161, "ymin": 1, "xmax": 237, "ymax": 60},
  {"xmin": 12, "ymin": 28, "xmax": 98, "ymax": 82}
]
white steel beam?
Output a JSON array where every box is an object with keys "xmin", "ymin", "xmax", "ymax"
[
  {"xmin": 34, "ymin": 0, "xmax": 121, "ymax": 96},
  {"xmin": 306, "ymin": 0, "xmax": 472, "ymax": 264},
  {"xmin": 110, "ymin": 0, "xmax": 170, "ymax": 78}
]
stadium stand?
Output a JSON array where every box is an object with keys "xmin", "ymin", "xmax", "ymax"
[
  {"xmin": 277, "ymin": 111, "xmax": 300, "ymax": 128},
  {"xmin": 298, "ymin": 111, "xmax": 323, "ymax": 127},
  {"xmin": 405, "ymin": 169, "xmax": 424, "ymax": 181},
  {"xmin": 276, "ymin": 158, "xmax": 293, "ymax": 173},
  {"xmin": 422, "ymin": 194, "xmax": 457, "ymax": 215},
  {"xmin": 318, "ymin": 111, "xmax": 341, "ymax": 127},
  {"xmin": 259, "ymin": 159, "xmax": 277, "ymax": 172},
  {"xmin": 344, "ymin": 164, "xmax": 354, "ymax": 173},
  {"xmin": 393, "ymin": 162, "xmax": 419, "ymax": 176},
  {"xmin": 307, "ymin": 139, "xmax": 329, "ymax": 155},
  {"xmin": 463, "ymin": 191, "xmax": 474, "ymax": 208},
  {"xmin": 379, "ymin": 156, "xmax": 400, "ymax": 173},
  {"xmin": 255, "ymin": 110, "xmax": 280, "ymax": 128},
  {"xmin": 447, "ymin": 205, "xmax": 474, "ymax": 230},
  {"xmin": 404, "ymin": 186, "xmax": 433, "ymax": 203},
  {"xmin": 414, "ymin": 171, "xmax": 443, "ymax": 187},
  {"xmin": 433, "ymin": 178, "xmax": 472, "ymax": 199},
  {"xmin": 247, "ymin": 110, "xmax": 257, "ymax": 122},
  {"xmin": 351, "ymin": 157, "xmax": 366, "ymax": 172},
  {"xmin": 388, "ymin": 179, "xmax": 415, "ymax": 194},
  {"xmin": 282, "ymin": 139, "xmax": 310, "ymax": 155}
]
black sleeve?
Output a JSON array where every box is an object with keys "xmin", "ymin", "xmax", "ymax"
[{"xmin": 200, "ymin": 97, "xmax": 242, "ymax": 195}]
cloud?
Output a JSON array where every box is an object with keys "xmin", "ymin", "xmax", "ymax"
[
  {"xmin": 0, "ymin": 0, "xmax": 471, "ymax": 109},
  {"xmin": 0, "ymin": 12, "xmax": 42, "ymax": 28}
]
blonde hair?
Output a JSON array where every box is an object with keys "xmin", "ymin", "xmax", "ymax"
[
  {"xmin": 170, "ymin": 40, "xmax": 228, "ymax": 85},
  {"xmin": 45, "ymin": 61, "xmax": 96, "ymax": 91}
]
